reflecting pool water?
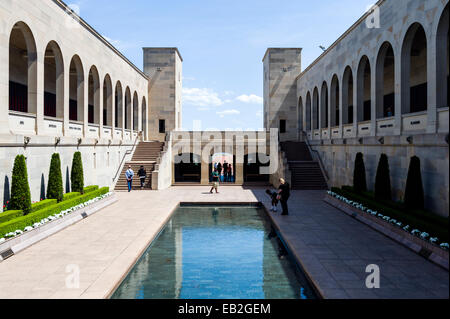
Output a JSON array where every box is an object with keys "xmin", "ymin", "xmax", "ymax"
[{"xmin": 111, "ymin": 205, "xmax": 317, "ymax": 299}]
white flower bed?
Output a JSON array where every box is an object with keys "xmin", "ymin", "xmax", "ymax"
[
  {"xmin": 327, "ymin": 191, "xmax": 449, "ymax": 251},
  {"xmin": 0, "ymin": 192, "xmax": 113, "ymax": 243}
]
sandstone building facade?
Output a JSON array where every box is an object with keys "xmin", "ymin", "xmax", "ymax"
[{"xmin": 264, "ymin": 0, "xmax": 449, "ymax": 216}]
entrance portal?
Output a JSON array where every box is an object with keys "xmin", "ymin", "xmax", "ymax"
[
  {"xmin": 244, "ymin": 154, "xmax": 270, "ymax": 183},
  {"xmin": 209, "ymin": 153, "xmax": 236, "ymax": 183},
  {"xmin": 174, "ymin": 153, "xmax": 201, "ymax": 183}
]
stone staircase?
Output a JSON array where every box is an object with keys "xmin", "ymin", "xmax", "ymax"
[
  {"xmin": 281, "ymin": 141, "xmax": 328, "ymax": 190},
  {"xmin": 114, "ymin": 141, "xmax": 164, "ymax": 191}
]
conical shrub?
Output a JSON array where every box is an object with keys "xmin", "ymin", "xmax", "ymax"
[
  {"xmin": 10, "ymin": 155, "xmax": 32, "ymax": 215},
  {"xmin": 404, "ymin": 156, "xmax": 424, "ymax": 210},
  {"xmin": 47, "ymin": 153, "xmax": 64, "ymax": 202},
  {"xmin": 353, "ymin": 152, "xmax": 367, "ymax": 193},
  {"xmin": 71, "ymin": 152, "xmax": 84, "ymax": 194},
  {"xmin": 375, "ymin": 153, "xmax": 392, "ymax": 201}
]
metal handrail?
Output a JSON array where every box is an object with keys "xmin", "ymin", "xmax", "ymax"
[
  {"xmin": 301, "ymin": 131, "xmax": 330, "ymax": 181},
  {"xmin": 112, "ymin": 133, "xmax": 141, "ymax": 182}
]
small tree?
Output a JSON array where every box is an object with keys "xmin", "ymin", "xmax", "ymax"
[
  {"xmin": 71, "ymin": 151, "xmax": 84, "ymax": 194},
  {"xmin": 375, "ymin": 153, "xmax": 392, "ymax": 201},
  {"xmin": 47, "ymin": 153, "xmax": 64, "ymax": 202},
  {"xmin": 353, "ymin": 152, "xmax": 367, "ymax": 193},
  {"xmin": 10, "ymin": 155, "xmax": 32, "ymax": 214},
  {"xmin": 404, "ymin": 156, "xmax": 424, "ymax": 210}
]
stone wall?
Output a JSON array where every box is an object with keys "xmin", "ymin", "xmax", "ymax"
[{"xmin": 310, "ymin": 134, "xmax": 449, "ymax": 217}]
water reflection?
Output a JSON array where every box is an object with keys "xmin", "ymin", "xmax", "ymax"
[{"xmin": 112, "ymin": 206, "xmax": 316, "ymax": 299}]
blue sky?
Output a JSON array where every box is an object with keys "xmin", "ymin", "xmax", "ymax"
[{"xmin": 72, "ymin": 0, "xmax": 374, "ymax": 131}]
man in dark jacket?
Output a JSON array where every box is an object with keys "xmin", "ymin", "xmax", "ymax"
[
  {"xmin": 277, "ymin": 178, "xmax": 290, "ymax": 216},
  {"xmin": 138, "ymin": 166, "xmax": 147, "ymax": 190},
  {"xmin": 223, "ymin": 161, "xmax": 229, "ymax": 182}
]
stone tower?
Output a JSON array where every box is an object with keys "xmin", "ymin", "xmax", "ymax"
[
  {"xmin": 143, "ymin": 48, "xmax": 183, "ymax": 141},
  {"xmin": 263, "ymin": 48, "xmax": 302, "ymax": 142}
]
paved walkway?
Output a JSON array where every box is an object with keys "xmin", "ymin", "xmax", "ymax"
[{"xmin": 0, "ymin": 187, "xmax": 447, "ymax": 299}]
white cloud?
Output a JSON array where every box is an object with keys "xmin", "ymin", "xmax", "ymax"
[
  {"xmin": 256, "ymin": 110, "xmax": 263, "ymax": 118},
  {"xmin": 183, "ymin": 88, "xmax": 224, "ymax": 108},
  {"xmin": 236, "ymin": 94, "xmax": 263, "ymax": 104},
  {"xmin": 216, "ymin": 109, "xmax": 240, "ymax": 118}
]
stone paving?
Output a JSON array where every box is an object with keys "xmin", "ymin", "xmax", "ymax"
[{"xmin": 0, "ymin": 186, "xmax": 448, "ymax": 299}]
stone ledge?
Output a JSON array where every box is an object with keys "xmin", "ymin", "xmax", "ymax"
[
  {"xmin": 0, "ymin": 193, "xmax": 118, "ymax": 263},
  {"xmin": 324, "ymin": 194, "xmax": 449, "ymax": 271}
]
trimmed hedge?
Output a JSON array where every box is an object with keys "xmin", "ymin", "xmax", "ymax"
[
  {"xmin": 332, "ymin": 187, "xmax": 449, "ymax": 242},
  {"xmin": 47, "ymin": 153, "xmax": 64, "ymax": 202},
  {"xmin": 71, "ymin": 152, "xmax": 84, "ymax": 194},
  {"xmin": 374, "ymin": 154, "xmax": 392, "ymax": 201},
  {"xmin": 63, "ymin": 192, "xmax": 81, "ymax": 201},
  {"xmin": 84, "ymin": 185, "xmax": 99, "ymax": 194},
  {"xmin": 31, "ymin": 199, "xmax": 58, "ymax": 213},
  {"xmin": 0, "ymin": 187, "xmax": 109, "ymax": 238},
  {"xmin": 10, "ymin": 155, "xmax": 32, "ymax": 215},
  {"xmin": 0, "ymin": 210, "xmax": 23, "ymax": 224},
  {"xmin": 353, "ymin": 152, "xmax": 367, "ymax": 193},
  {"xmin": 404, "ymin": 156, "xmax": 425, "ymax": 210}
]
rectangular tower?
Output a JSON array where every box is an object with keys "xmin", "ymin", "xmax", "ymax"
[
  {"xmin": 143, "ymin": 47, "xmax": 183, "ymax": 141},
  {"xmin": 263, "ymin": 48, "xmax": 302, "ymax": 142}
]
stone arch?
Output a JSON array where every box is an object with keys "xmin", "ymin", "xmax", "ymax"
[
  {"xmin": 436, "ymin": 4, "xmax": 449, "ymax": 108},
  {"xmin": 320, "ymin": 81, "xmax": 328, "ymax": 128},
  {"xmin": 9, "ymin": 21, "xmax": 38, "ymax": 115},
  {"xmin": 401, "ymin": 23, "xmax": 428, "ymax": 114},
  {"xmin": 330, "ymin": 74, "xmax": 339, "ymax": 126},
  {"xmin": 88, "ymin": 66, "xmax": 100, "ymax": 124},
  {"xmin": 115, "ymin": 81, "xmax": 123, "ymax": 128},
  {"xmin": 142, "ymin": 97, "xmax": 147, "ymax": 138},
  {"xmin": 342, "ymin": 66, "xmax": 354, "ymax": 124},
  {"xmin": 69, "ymin": 55, "xmax": 84, "ymax": 121},
  {"xmin": 376, "ymin": 41, "xmax": 395, "ymax": 118},
  {"xmin": 312, "ymin": 87, "xmax": 319, "ymax": 130},
  {"xmin": 133, "ymin": 91, "xmax": 139, "ymax": 131},
  {"xmin": 43, "ymin": 41, "xmax": 64, "ymax": 119},
  {"xmin": 124, "ymin": 87, "xmax": 132, "ymax": 130},
  {"xmin": 103, "ymin": 74, "xmax": 113, "ymax": 127},
  {"xmin": 297, "ymin": 96, "xmax": 303, "ymax": 133},
  {"xmin": 305, "ymin": 91, "xmax": 312, "ymax": 131},
  {"xmin": 357, "ymin": 55, "xmax": 372, "ymax": 122}
]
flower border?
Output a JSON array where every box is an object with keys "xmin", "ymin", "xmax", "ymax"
[
  {"xmin": 327, "ymin": 191, "xmax": 449, "ymax": 251},
  {"xmin": 0, "ymin": 192, "xmax": 113, "ymax": 243}
]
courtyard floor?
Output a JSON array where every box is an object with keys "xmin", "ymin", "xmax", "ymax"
[{"xmin": 0, "ymin": 186, "xmax": 447, "ymax": 299}]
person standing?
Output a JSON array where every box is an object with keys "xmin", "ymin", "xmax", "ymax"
[
  {"xmin": 228, "ymin": 164, "xmax": 233, "ymax": 182},
  {"xmin": 277, "ymin": 178, "xmax": 290, "ymax": 215},
  {"xmin": 223, "ymin": 161, "xmax": 229, "ymax": 182},
  {"xmin": 210, "ymin": 168, "xmax": 220, "ymax": 194},
  {"xmin": 125, "ymin": 165, "xmax": 134, "ymax": 192},
  {"xmin": 138, "ymin": 165, "xmax": 147, "ymax": 190},
  {"xmin": 217, "ymin": 162, "xmax": 223, "ymax": 182}
]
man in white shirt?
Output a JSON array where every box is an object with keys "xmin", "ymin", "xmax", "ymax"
[{"xmin": 125, "ymin": 165, "xmax": 134, "ymax": 192}]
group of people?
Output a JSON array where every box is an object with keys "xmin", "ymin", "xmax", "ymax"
[
  {"xmin": 213, "ymin": 161, "xmax": 233, "ymax": 182},
  {"xmin": 125, "ymin": 165, "xmax": 147, "ymax": 192}
]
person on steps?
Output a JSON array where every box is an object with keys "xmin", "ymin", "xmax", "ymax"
[
  {"xmin": 125, "ymin": 165, "xmax": 134, "ymax": 192},
  {"xmin": 138, "ymin": 165, "xmax": 147, "ymax": 190}
]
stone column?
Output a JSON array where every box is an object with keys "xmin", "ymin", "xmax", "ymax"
[
  {"xmin": 352, "ymin": 71, "xmax": 358, "ymax": 137},
  {"xmin": 111, "ymin": 79, "xmax": 116, "ymax": 140},
  {"xmin": 235, "ymin": 162, "xmax": 244, "ymax": 185},
  {"xmin": 200, "ymin": 157, "xmax": 209, "ymax": 185},
  {"xmin": 0, "ymin": 33, "xmax": 9, "ymax": 135},
  {"xmin": 327, "ymin": 83, "xmax": 332, "ymax": 139},
  {"xmin": 370, "ymin": 59, "xmax": 377, "ymax": 137},
  {"xmin": 338, "ymin": 74, "xmax": 344, "ymax": 138},
  {"xmin": 394, "ymin": 51, "xmax": 403, "ymax": 136},
  {"xmin": 98, "ymin": 79, "xmax": 104, "ymax": 139},
  {"xmin": 35, "ymin": 51, "xmax": 45, "ymax": 135},
  {"xmin": 83, "ymin": 70, "xmax": 89, "ymax": 137},
  {"xmin": 63, "ymin": 61, "xmax": 70, "ymax": 136},
  {"xmin": 426, "ymin": 38, "xmax": 437, "ymax": 134}
]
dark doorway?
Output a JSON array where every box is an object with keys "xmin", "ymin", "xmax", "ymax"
[
  {"xmin": 244, "ymin": 154, "xmax": 270, "ymax": 182},
  {"xmin": 174, "ymin": 153, "xmax": 201, "ymax": 183}
]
